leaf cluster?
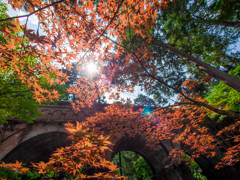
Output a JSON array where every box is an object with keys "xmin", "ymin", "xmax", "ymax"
[{"xmin": 33, "ymin": 122, "xmax": 123, "ymax": 179}]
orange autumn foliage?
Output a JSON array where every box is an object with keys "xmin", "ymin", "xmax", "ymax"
[
  {"xmin": 1, "ymin": 0, "xmax": 239, "ymax": 174},
  {"xmin": 84, "ymin": 103, "xmax": 217, "ymax": 164},
  {"xmin": 0, "ymin": 102, "xmax": 239, "ymax": 176},
  {"xmin": 215, "ymin": 121, "xmax": 240, "ymax": 169},
  {"xmin": 33, "ymin": 121, "xmax": 124, "ymax": 179},
  {"xmin": 1, "ymin": 0, "xmax": 170, "ymax": 108},
  {"xmin": 0, "ymin": 161, "xmax": 29, "ymax": 174}
]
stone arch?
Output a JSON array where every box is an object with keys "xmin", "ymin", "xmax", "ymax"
[
  {"xmin": 0, "ymin": 123, "xmax": 66, "ymax": 161},
  {"xmin": 2, "ymin": 132, "xmax": 69, "ymax": 164},
  {"xmin": 108, "ymin": 135, "xmax": 194, "ymax": 180}
]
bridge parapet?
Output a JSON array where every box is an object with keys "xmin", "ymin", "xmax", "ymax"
[
  {"xmin": 0, "ymin": 104, "xmax": 107, "ymax": 160},
  {"xmin": 36, "ymin": 104, "xmax": 106, "ymax": 122},
  {"xmin": 1, "ymin": 104, "xmax": 239, "ymax": 179}
]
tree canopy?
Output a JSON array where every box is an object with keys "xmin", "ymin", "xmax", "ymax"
[{"xmin": 0, "ymin": 0, "xmax": 240, "ymax": 178}]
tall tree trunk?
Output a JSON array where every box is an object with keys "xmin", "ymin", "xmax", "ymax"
[{"xmin": 159, "ymin": 43, "xmax": 240, "ymax": 92}]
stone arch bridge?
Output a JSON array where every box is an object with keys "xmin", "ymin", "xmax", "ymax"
[{"xmin": 0, "ymin": 104, "xmax": 239, "ymax": 180}]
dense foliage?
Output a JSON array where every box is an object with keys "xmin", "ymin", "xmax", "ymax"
[
  {"xmin": 154, "ymin": 0, "xmax": 240, "ymax": 111},
  {"xmin": 0, "ymin": 0, "xmax": 240, "ymax": 179},
  {"xmin": 112, "ymin": 151, "xmax": 154, "ymax": 180}
]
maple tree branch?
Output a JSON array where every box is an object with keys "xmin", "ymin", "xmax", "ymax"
[
  {"xmin": 217, "ymin": 135, "xmax": 240, "ymax": 144},
  {"xmin": 101, "ymin": 34, "xmax": 240, "ymax": 120},
  {"xmin": 0, "ymin": 0, "xmax": 66, "ymax": 22},
  {"xmin": 75, "ymin": 0, "xmax": 125, "ymax": 66},
  {"xmin": 25, "ymin": 16, "xmax": 29, "ymax": 30},
  {"xmin": 102, "ymin": 35, "xmax": 191, "ymax": 98},
  {"xmin": 154, "ymin": 102, "xmax": 195, "ymax": 111},
  {"xmin": 139, "ymin": 60, "xmax": 240, "ymax": 120},
  {"xmin": 214, "ymin": 134, "xmax": 240, "ymax": 151},
  {"xmin": 21, "ymin": 16, "xmax": 29, "ymax": 52}
]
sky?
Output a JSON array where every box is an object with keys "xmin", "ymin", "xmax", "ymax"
[
  {"xmin": 4, "ymin": 0, "xmax": 238, "ymax": 105},
  {"xmin": 3, "ymin": 0, "xmax": 39, "ymax": 28},
  {"xmin": 2, "ymin": 0, "xmax": 145, "ymax": 104}
]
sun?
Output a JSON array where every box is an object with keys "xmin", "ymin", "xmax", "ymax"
[{"xmin": 86, "ymin": 63, "xmax": 98, "ymax": 75}]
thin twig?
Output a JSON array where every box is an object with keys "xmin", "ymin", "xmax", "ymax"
[
  {"xmin": 0, "ymin": 0, "xmax": 66, "ymax": 22},
  {"xmin": 21, "ymin": 15, "xmax": 29, "ymax": 52},
  {"xmin": 75, "ymin": 0, "xmax": 125, "ymax": 66},
  {"xmin": 153, "ymin": 102, "xmax": 195, "ymax": 112},
  {"xmin": 217, "ymin": 135, "xmax": 240, "ymax": 144},
  {"xmin": 98, "ymin": 34, "xmax": 240, "ymax": 120}
]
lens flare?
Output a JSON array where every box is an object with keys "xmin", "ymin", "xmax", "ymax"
[
  {"xmin": 86, "ymin": 63, "xmax": 98, "ymax": 74},
  {"xmin": 142, "ymin": 106, "xmax": 154, "ymax": 118}
]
